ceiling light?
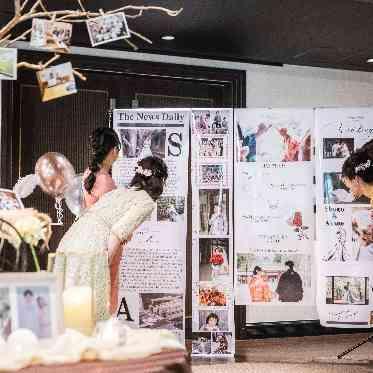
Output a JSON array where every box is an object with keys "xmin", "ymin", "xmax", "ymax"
[
  {"xmin": 161, "ymin": 35, "xmax": 175, "ymax": 41},
  {"xmin": 367, "ymin": 58, "xmax": 373, "ymax": 63}
]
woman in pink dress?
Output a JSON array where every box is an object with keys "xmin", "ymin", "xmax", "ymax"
[{"xmin": 83, "ymin": 127, "xmax": 121, "ymax": 208}]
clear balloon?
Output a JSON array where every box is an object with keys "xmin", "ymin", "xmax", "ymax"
[
  {"xmin": 64, "ymin": 174, "xmax": 84, "ymax": 217},
  {"xmin": 35, "ymin": 153, "xmax": 75, "ymax": 198},
  {"xmin": 13, "ymin": 174, "xmax": 39, "ymax": 199}
]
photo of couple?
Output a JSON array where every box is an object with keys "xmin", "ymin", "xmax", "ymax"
[
  {"xmin": 237, "ymin": 121, "xmax": 311, "ymax": 163},
  {"xmin": 326, "ymin": 276, "xmax": 368, "ymax": 305},
  {"xmin": 16, "ymin": 287, "xmax": 52, "ymax": 339},
  {"xmin": 236, "ymin": 253, "xmax": 311, "ymax": 305},
  {"xmin": 193, "ymin": 110, "xmax": 229, "ymax": 135}
]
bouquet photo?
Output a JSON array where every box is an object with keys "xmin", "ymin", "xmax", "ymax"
[{"xmin": 209, "ymin": 253, "xmax": 224, "ymax": 266}]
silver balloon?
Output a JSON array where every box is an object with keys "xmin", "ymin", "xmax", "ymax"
[{"xmin": 64, "ymin": 174, "xmax": 84, "ymax": 217}]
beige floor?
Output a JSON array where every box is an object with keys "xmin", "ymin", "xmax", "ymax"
[{"xmin": 191, "ymin": 333, "xmax": 373, "ymax": 372}]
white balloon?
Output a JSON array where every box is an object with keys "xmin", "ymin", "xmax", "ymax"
[
  {"xmin": 13, "ymin": 174, "xmax": 39, "ymax": 199},
  {"xmin": 64, "ymin": 174, "xmax": 84, "ymax": 216}
]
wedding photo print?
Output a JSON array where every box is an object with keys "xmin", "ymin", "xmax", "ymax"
[
  {"xmin": 326, "ymin": 276, "xmax": 369, "ymax": 305},
  {"xmin": 191, "ymin": 332, "xmax": 211, "ymax": 355},
  {"xmin": 197, "ymin": 310, "xmax": 229, "ymax": 332},
  {"xmin": 212, "ymin": 332, "xmax": 233, "ymax": 355},
  {"xmin": 352, "ymin": 207, "xmax": 373, "ymax": 262},
  {"xmin": 0, "ymin": 189, "xmax": 24, "ymax": 210},
  {"xmin": 199, "ymin": 238, "xmax": 229, "ymax": 281},
  {"xmin": 199, "ymin": 164, "xmax": 227, "ymax": 187},
  {"xmin": 237, "ymin": 120, "xmax": 311, "ymax": 162},
  {"xmin": 16, "ymin": 286, "xmax": 52, "ymax": 339},
  {"xmin": 30, "ymin": 19, "xmax": 72, "ymax": 51},
  {"xmin": 324, "ymin": 172, "xmax": 370, "ymax": 204},
  {"xmin": 120, "ymin": 128, "xmax": 166, "ymax": 159},
  {"xmin": 323, "ymin": 138, "xmax": 354, "ymax": 159},
  {"xmin": 199, "ymin": 189, "xmax": 229, "ymax": 235},
  {"xmin": 199, "ymin": 137, "xmax": 226, "ymax": 158},
  {"xmin": 36, "ymin": 62, "xmax": 77, "ymax": 102},
  {"xmin": 139, "ymin": 293, "xmax": 183, "ymax": 330},
  {"xmin": 193, "ymin": 110, "xmax": 230, "ymax": 135},
  {"xmin": 157, "ymin": 196, "xmax": 185, "ymax": 222},
  {"xmin": 198, "ymin": 285, "xmax": 228, "ymax": 307},
  {"xmin": 0, "ymin": 288, "xmax": 11, "ymax": 339},
  {"xmin": 0, "ymin": 48, "xmax": 17, "ymax": 80},
  {"xmin": 86, "ymin": 12, "xmax": 130, "ymax": 47},
  {"xmin": 235, "ymin": 253, "xmax": 312, "ymax": 305}
]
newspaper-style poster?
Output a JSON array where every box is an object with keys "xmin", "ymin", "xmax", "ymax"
[
  {"xmin": 315, "ymin": 108, "xmax": 373, "ymax": 328},
  {"xmin": 191, "ymin": 109, "xmax": 235, "ymax": 357},
  {"xmin": 234, "ymin": 109, "xmax": 318, "ymax": 323},
  {"xmin": 112, "ymin": 109, "xmax": 189, "ymax": 342}
]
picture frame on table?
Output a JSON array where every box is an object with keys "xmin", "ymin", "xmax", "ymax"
[{"xmin": 0, "ymin": 272, "xmax": 63, "ymax": 340}]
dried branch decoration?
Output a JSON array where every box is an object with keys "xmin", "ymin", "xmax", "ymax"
[{"xmin": 0, "ymin": 0, "xmax": 182, "ymax": 80}]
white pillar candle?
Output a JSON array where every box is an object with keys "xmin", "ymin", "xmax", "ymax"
[{"xmin": 62, "ymin": 286, "xmax": 94, "ymax": 336}]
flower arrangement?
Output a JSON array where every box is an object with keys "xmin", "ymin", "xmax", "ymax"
[
  {"xmin": 209, "ymin": 253, "xmax": 224, "ymax": 266},
  {"xmin": 0, "ymin": 209, "xmax": 52, "ymax": 272}
]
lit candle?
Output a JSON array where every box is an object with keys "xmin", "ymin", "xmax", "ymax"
[{"xmin": 62, "ymin": 286, "xmax": 94, "ymax": 336}]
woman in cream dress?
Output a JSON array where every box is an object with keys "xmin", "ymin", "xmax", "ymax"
[{"xmin": 55, "ymin": 156, "xmax": 168, "ymax": 321}]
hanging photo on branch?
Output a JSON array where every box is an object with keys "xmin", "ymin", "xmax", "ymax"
[
  {"xmin": 86, "ymin": 12, "xmax": 130, "ymax": 47},
  {"xmin": 30, "ymin": 19, "xmax": 73, "ymax": 52},
  {"xmin": 36, "ymin": 62, "xmax": 77, "ymax": 102},
  {"xmin": 0, "ymin": 189, "xmax": 24, "ymax": 210},
  {"xmin": 0, "ymin": 48, "xmax": 17, "ymax": 80}
]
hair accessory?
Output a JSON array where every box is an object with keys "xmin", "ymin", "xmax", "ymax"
[
  {"xmin": 135, "ymin": 165, "xmax": 153, "ymax": 177},
  {"xmin": 355, "ymin": 159, "xmax": 371, "ymax": 174}
]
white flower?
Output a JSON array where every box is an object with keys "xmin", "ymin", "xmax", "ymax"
[{"xmin": 135, "ymin": 165, "xmax": 152, "ymax": 177}]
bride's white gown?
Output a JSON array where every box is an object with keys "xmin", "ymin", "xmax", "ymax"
[{"xmin": 55, "ymin": 188, "xmax": 155, "ymax": 321}]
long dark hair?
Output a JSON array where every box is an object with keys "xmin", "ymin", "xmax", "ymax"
[
  {"xmin": 129, "ymin": 156, "xmax": 168, "ymax": 201},
  {"xmin": 342, "ymin": 139, "xmax": 373, "ymax": 183},
  {"xmin": 84, "ymin": 127, "xmax": 121, "ymax": 194},
  {"xmin": 253, "ymin": 265, "xmax": 262, "ymax": 275}
]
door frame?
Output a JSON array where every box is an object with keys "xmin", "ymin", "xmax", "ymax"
[{"xmin": 1, "ymin": 49, "xmax": 246, "ymax": 338}]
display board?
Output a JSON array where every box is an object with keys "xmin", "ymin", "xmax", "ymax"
[
  {"xmin": 315, "ymin": 108, "xmax": 373, "ymax": 328},
  {"xmin": 190, "ymin": 109, "xmax": 235, "ymax": 356},
  {"xmin": 112, "ymin": 109, "xmax": 189, "ymax": 342},
  {"xmin": 234, "ymin": 108, "xmax": 318, "ymax": 323}
]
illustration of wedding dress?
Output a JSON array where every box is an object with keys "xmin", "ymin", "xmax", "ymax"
[{"xmin": 323, "ymin": 228, "xmax": 354, "ymax": 261}]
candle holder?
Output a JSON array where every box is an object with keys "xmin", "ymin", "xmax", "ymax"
[{"xmin": 61, "ymin": 253, "xmax": 96, "ymax": 336}]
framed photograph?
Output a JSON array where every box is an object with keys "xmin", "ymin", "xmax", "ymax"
[
  {"xmin": 30, "ymin": 19, "xmax": 73, "ymax": 51},
  {"xmin": 37, "ymin": 62, "xmax": 77, "ymax": 102},
  {"xmin": 0, "ymin": 287, "xmax": 11, "ymax": 339},
  {"xmin": 86, "ymin": 12, "xmax": 130, "ymax": 47},
  {"xmin": 0, "ymin": 273, "xmax": 63, "ymax": 339},
  {"xmin": 0, "ymin": 189, "xmax": 24, "ymax": 210},
  {"xmin": 0, "ymin": 48, "xmax": 17, "ymax": 80}
]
